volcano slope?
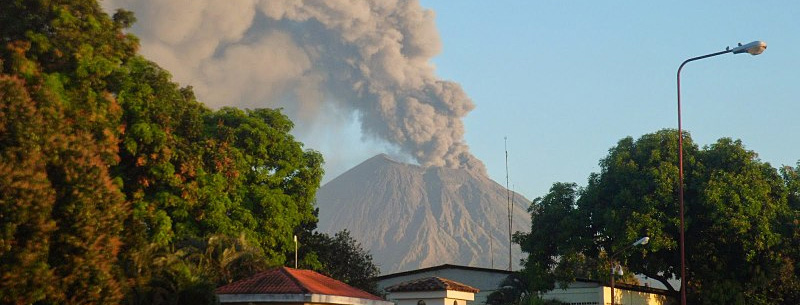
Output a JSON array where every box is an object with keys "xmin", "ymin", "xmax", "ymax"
[{"xmin": 316, "ymin": 154, "xmax": 531, "ymax": 274}]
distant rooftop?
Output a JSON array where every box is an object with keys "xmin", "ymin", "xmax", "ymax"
[
  {"xmin": 385, "ymin": 277, "xmax": 480, "ymax": 294},
  {"xmin": 376, "ymin": 264, "xmax": 512, "ymax": 280},
  {"xmin": 216, "ymin": 267, "xmax": 383, "ymax": 301}
]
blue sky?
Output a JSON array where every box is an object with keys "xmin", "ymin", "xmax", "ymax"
[{"xmin": 419, "ymin": 1, "xmax": 800, "ymax": 199}]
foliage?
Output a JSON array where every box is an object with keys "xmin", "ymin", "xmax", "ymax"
[
  {"xmin": 0, "ymin": 75, "xmax": 59, "ymax": 304},
  {"xmin": 1, "ymin": 1, "xmax": 338, "ymax": 304},
  {"xmin": 485, "ymin": 273, "xmax": 530, "ymax": 305},
  {"xmin": 124, "ymin": 234, "xmax": 265, "ymax": 305},
  {"xmin": 1, "ymin": 0, "xmax": 136, "ymax": 302},
  {"xmin": 318, "ymin": 230, "xmax": 380, "ymax": 294},
  {"xmin": 484, "ymin": 273, "xmax": 564, "ymax": 305},
  {"xmin": 113, "ymin": 66, "xmax": 324, "ymax": 303},
  {"xmin": 515, "ymin": 129, "xmax": 800, "ymax": 304},
  {"xmin": 296, "ymin": 220, "xmax": 381, "ymax": 294}
]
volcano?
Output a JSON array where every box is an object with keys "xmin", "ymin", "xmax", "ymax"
[{"xmin": 315, "ymin": 154, "xmax": 531, "ymax": 274}]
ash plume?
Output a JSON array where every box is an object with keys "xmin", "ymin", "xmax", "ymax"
[{"xmin": 104, "ymin": 0, "xmax": 485, "ymax": 174}]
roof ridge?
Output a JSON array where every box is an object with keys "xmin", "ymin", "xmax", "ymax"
[
  {"xmin": 431, "ymin": 277, "xmax": 448, "ymax": 286},
  {"xmin": 385, "ymin": 276, "xmax": 479, "ymax": 293},
  {"xmin": 280, "ymin": 266, "xmax": 311, "ymax": 293},
  {"xmin": 376, "ymin": 264, "xmax": 512, "ymax": 279}
]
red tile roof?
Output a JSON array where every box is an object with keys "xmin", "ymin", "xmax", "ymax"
[
  {"xmin": 384, "ymin": 277, "xmax": 480, "ymax": 293},
  {"xmin": 216, "ymin": 267, "xmax": 384, "ymax": 301}
]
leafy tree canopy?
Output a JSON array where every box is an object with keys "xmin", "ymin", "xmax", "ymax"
[
  {"xmin": 515, "ymin": 129, "xmax": 800, "ymax": 305},
  {"xmin": 294, "ymin": 210, "xmax": 381, "ymax": 295},
  {"xmin": 0, "ymin": 1, "xmax": 355, "ymax": 304}
]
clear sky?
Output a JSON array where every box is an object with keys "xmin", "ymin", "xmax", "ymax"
[{"xmin": 418, "ymin": 1, "xmax": 800, "ymax": 200}]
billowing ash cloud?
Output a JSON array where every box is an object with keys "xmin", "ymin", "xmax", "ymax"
[{"xmin": 104, "ymin": 0, "xmax": 485, "ymax": 174}]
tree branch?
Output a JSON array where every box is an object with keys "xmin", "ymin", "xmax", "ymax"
[{"xmin": 641, "ymin": 271, "xmax": 676, "ymax": 293}]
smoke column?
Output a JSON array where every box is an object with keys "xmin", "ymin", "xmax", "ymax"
[{"xmin": 103, "ymin": 0, "xmax": 485, "ymax": 174}]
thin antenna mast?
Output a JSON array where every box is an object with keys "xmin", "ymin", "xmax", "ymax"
[
  {"xmin": 510, "ymin": 184, "xmax": 515, "ymax": 272},
  {"xmin": 505, "ymin": 137, "xmax": 512, "ymax": 271},
  {"xmin": 490, "ymin": 229, "xmax": 494, "ymax": 268}
]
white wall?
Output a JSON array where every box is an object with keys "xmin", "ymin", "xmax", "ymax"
[
  {"xmin": 542, "ymin": 286, "xmax": 602, "ymax": 304},
  {"xmin": 388, "ymin": 290, "xmax": 474, "ymax": 305},
  {"xmin": 378, "ymin": 267, "xmax": 509, "ymax": 305},
  {"xmin": 540, "ymin": 282, "xmax": 668, "ymax": 305},
  {"xmin": 602, "ymin": 287, "xmax": 668, "ymax": 305}
]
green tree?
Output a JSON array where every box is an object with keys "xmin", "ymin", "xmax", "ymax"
[
  {"xmin": 686, "ymin": 138, "xmax": 788, "ymax": 304},
  {"xmin": 516, "ymin": 129, "xmax": 799, "ymax": 304},
  {"xmin": 774, "ymin": 165, "xmax": 800, "ymax": 303},
  {"xmin": 2, "ymin": 1, "xmax": 327, "ymax": 303},
  {"xmin": 300, "ymin": 229, "xmax": 380, "ymax": 294},
  {"xmin": 485, "ymin": 272, "xmax": 566, "ymax": 305},
  {"xmin": 195, "ymin": 233, "xmax": 268, "ymax": 286},
  {"xmin": 292, "ymin": 208, "xmax": 380, "ymax": 294},
  {"xmin": 485, "ymin": 273, "xmax": 530, "ymax": 305},
  {"xmin": 201, "ymin": 107, "xmax": 324, "ymax": 264},
  {"xmin": 113, "ymin": 77, "xmax": 325, "ymax": 302},
  {"xmin": 513, "ymin": 183, "xmax": 585, "ymax": 294}
]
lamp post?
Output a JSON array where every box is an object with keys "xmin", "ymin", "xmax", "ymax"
[
  {"xmin": 610, "ymin": 237, "xmax": 649, "ymax": 305},
  {"xmin": 676, "ymin": 40, "xmax": 766, "ymax": 305}
]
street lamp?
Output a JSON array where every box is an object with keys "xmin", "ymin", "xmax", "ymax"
[
  {"xmin": 610, "ymin": 236, "xmax": 649, "ymax": 305},
  {"xmin": 676, "ymin": 40, "xmax": 766, "ymax": 305}
]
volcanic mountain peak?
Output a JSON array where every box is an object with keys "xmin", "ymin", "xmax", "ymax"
[{"xmin": 316, "ymin": 154, "xmax": 531, "ymax": 274}]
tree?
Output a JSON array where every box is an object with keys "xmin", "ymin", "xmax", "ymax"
[
  {"xmin": 774, "ymin": 165, "xmax": 800, "ymax": 303},
  {"xmin": 298, "ymin": 229, "xmax": 381, "ymax": 294},
  {"xmin": 2, "ymin": 1, "xmax": 327, "ymax": 303},
  {"xmin": 200, "ymin": 107, "xmax": 324, "ymax": 264},
  {"xmin": 485, "ymin": 273, "xmax": 530, "ymax": 305},
  {"xmin": 485, "ymin": 272, "xmax": 567, "ymax": 305},
  {"xmin": 513, "ymin": 182, "xmax": 585, "ymax": 294},
  {"xmin": 1, "ymin": 0, "xmax": 137, "ymax": 301},
  {"xmin": 0, "ymin": 75, "xmax": 58, "ymax": 304},
  {"xmin": 515, "ymin": 129, "xmax": 799, "ymax": 304},
  {"xmin": 114, "ymin": 78, "xmax": 325, "ymax": 302}
]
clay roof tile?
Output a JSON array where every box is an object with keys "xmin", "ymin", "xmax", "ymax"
[
  {"xmin": 384, "ymin": 277, "xmax": 479, "ymax": 294},
  {"xmin": 216, "ymin": 267, "xmax": 383, "ymax": 301}
]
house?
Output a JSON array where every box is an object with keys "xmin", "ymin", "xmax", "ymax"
[
  {"xmin": 385, "ymin": 277, "xmax": 479, "ymax": 305},
  {"xmin": 215, "ymin": 267, "xmax": 392, "ymax": 305},
  {"xmin": 376, "ymin": 264, "xmax": 510, "ymax": 305}
]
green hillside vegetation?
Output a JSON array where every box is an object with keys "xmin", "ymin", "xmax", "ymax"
[{"xmin": 0, "ymin": 1, "xmax": 376, "ymax": 304}]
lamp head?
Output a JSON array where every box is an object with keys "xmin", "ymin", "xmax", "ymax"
[
  {"xmin": 731, "ymin": 41, "xmax": 767, "ymax": 55},
  {"xmin": 633, "ymin": 236, "xmax": 650, "ymax": 246}
]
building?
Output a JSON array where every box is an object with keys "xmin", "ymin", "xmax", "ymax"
[
  {"xmin": 376, "ymin": 264, "xmax": 670, "ymax": 305},
  {"xmin": 541, "ymin": 279, "xmax": 670, "ymax": 305},
  {"xmin": 385, "ymin": 277, "xmax": 479, "ymax": 305},
  {"xmin": 376, "ymin": 264, "xmax": 510, "ymax": 305},
  {"xmin": 215, "ymin": 267, "xmax": 392, "ymax": 305},
  {"xmin": 216, "ymin": 264, "xmax": 669, "ymax": 305}
]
